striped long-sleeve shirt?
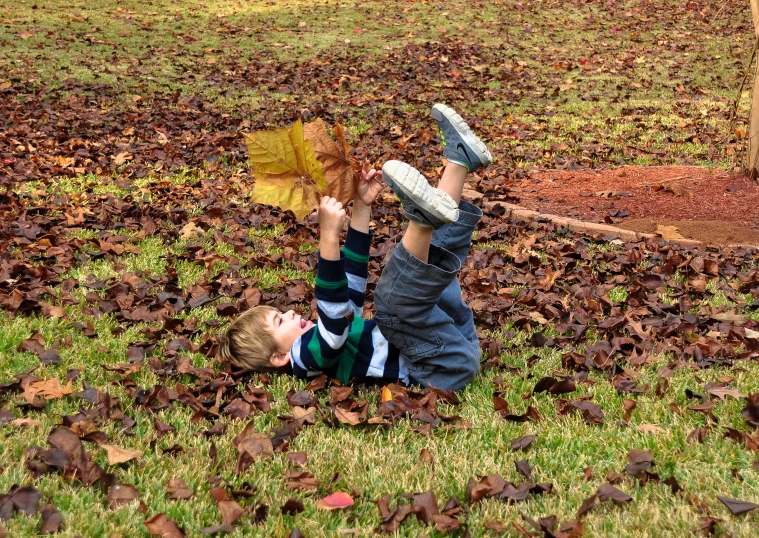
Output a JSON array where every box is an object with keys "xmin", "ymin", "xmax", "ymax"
[{"xmin": 289, "ymin": 227, "xmax": 407, "ymax": 384}]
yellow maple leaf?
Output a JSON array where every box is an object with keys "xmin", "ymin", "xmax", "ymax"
[
  {"xmin": 303, "ymin": 119, "xmax": 358, "ymax": 205},
  {"xmin": 245, "ymin": 120, "xmax": 326, "ymax": 219}
]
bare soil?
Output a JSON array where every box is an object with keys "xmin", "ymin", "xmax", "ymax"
[{"xmin": 511, "ymin": 166, "xmax": 759, "ymax": 245}]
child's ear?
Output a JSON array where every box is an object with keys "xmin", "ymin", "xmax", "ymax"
[{"xmin": 269, "ymin": 351, "xmax": 290, "ymax": 368}]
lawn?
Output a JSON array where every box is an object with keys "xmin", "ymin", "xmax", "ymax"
[{"xmin": 2, "ymin": 1, "xmax": 759, "ymax": 537}]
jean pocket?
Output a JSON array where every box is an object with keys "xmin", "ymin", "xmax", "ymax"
[
  {"xmin": 403, "ymin": 333, "xmax": 443, "ymax": 361},
  {"xmin": 374, "ymin": 313, "xmax": 443, "ymax": 361}
]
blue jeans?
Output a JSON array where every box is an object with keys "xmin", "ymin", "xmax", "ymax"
[{"xmin": 374, "ymin": 201, "xmax": 481, "ymax": 391}]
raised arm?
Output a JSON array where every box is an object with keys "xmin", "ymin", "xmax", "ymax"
[
  {"xmin": 310, "ymin": 197, "xmax": 352, "ymax": 368},
  {"xmin": 342, "ymin": 161, "xmax": 384, "ymax": 312}
]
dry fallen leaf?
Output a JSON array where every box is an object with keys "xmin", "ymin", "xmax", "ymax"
[
  {"xmin": 245, "ymin": 119, "xmax": 326, "ymax": 219},
  {"xmin": 315, "ymin": 492, "xmax": 354, "ymax": 510},
  {"xmin": 22, "ymin": 378, "xmax": 73, "ymax": 403},
  {"xmin": 656, "ymin": 225, "xmax": 684, "ymax": 242},
  {"xmin": 11, "ymin": 418, "xmax": 43, "ymax": 428},
  {"xmin": 101, "ymin": 444, "xmax": 143, "ymax": 465},
  {"xmin": 113, "ymin": 152, "xmax": 133, "ymax": 166},
  {"xmin": 144, "ymin": 513, "xmax": 185, "ymax": 538},
  {"xmin": 636, "ymin": 424, "xmax": 665, "ymax": 434},
  {"xmin": 179, "ymin": 222, "xmax": 204, "ymax": 240},
  {"xmin": 706, "ymin": 387, "xmax": 746, "ymax": 401},
  {"xmin": 334, "ymin": 407, "xmax": 361, "ymax": 426},
  {"xmin": 303, "ymin": 119, "xmax": 357, "ymax": 204}
]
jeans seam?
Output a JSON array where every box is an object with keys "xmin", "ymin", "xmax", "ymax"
[{"xmin": 385, "ymin": 253, "xmax": 409, "ymax": 298}]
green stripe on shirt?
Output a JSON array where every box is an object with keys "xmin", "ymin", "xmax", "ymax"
[
  {"xmin": 307, "ymin": 328, "xmax": 339, "ymax": 369},
  {"xmin": 336, "ymin": 316, "xmax": 364, "ymax": 383},
  {"xmin": 315, "ymin": 277, "xmax": 348, "ymax": 289},
  {"xmin": 342, "ymin": 247, "xmax": 369, "ymax": 264},
  {"xmin": 306, "ymin": 316, "xmax": 364, "ymax": 383}
]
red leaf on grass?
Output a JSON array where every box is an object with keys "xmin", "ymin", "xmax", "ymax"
[{"xmin": 315, "ymin": 492, "xmax": 354, "ymax": 510}]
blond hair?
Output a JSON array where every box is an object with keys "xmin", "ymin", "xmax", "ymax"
[{"xmin": 218, "ymin": 306, "xmax": 287, "ymax": 372}]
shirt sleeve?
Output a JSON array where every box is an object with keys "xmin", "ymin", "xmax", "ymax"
[
  {"xmin": 342, "ymin": 226, "xmax": 372, "ymax": 316},
  {"xmin": 312, "ymin": 252, "xmax": 352, "ymax": 363}
]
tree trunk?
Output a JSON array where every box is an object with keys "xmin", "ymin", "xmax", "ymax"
[{"xmin": 748, "ymin": 0, "xmax": 759, "ymax": 178}]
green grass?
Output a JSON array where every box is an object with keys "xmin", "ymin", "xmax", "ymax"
[
  {"xmin": 3, "ymin": 288, "xmax": 759, "ymax": 537},
  {"xmin": 3, "ymin": 217, "xmax": 759, "ymax": 537},
  {"xmin": 1, "ymin": 0, "xmax": 751, "ymax": 171},
  {"xmin": 2, "ymin": 0, "xmax": 759, "ymax": 536}
]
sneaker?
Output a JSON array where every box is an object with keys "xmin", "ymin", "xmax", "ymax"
[
  {"xmin": 431, "ymin": 103, "xmax": 493, "ymax": 173},
  {"xmin": 382, "ymin": 160, "xmax": 459, "ymax": 229}
]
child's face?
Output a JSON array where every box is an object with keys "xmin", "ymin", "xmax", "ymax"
[{"xmin": 265, "ymin": 309, "xmax": 315, "ymax": 355}]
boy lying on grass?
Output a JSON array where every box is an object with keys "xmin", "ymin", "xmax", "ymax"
[{"xmin": 219, "ymin": 104, "xmax": 492, "ymax": 391}]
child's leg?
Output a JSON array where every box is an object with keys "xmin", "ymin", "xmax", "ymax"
[
  {"xmin": 373, "ymin": 235, "xmax": 480, "ymax": 392},
  {"xmin": 374, "ymin": 104, "xmax": 492, "ymax": 391},
  {"xmin": 375, "ymin": 162, "xmax": 480, "ymax": 392},
  {"xmin": 427, "ymin": 105, "xmax": 490, "ymax": 352}
]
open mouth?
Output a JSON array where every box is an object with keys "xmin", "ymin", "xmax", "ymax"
[{"xmin": 300, "ymin": 319, "xmax": 306, "ymax": 329}]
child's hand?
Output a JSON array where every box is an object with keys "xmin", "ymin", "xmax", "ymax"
[
  {"xmin": 318, "ymin": 196, "xmax": 346, "ymax": 239},
  {"xmin": 355, "ymin": 160, "xmax": 385, "ymax": 206}
]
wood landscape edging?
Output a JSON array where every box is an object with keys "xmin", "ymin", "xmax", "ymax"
[{"xmin": 491, "ymin": 202, "xmax": 759, "ymax": 250}]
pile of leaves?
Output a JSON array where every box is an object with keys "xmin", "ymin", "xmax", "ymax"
[{"xmin": 2, "ymin": 156, "xmax": 759, "ymax": 534}]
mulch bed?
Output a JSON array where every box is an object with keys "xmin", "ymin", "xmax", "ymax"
[{"xmin": 510, "ymin": 166, "xmax": 759, "ymax": 245}]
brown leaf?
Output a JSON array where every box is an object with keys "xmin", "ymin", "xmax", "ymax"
[
  {"xmin": 636, "ymin": 424, "xmax": 665, "ymax": 434},
  {"xmin": 510, "ymin": 434, "xmax": 537, "ymax": 451},
  {"xmin": 18, "ymin": 331, "xmax": 46, "ymax": 355},
  {"xmin": 284, "ymin": 470, "xmax": 319, "ymax": 491},
  {"xmin": 515, "ymin": 459, "xmax": 534, "ymax": 482},
  {"xmin": 431, "ymin": 514, "xmax": 463, "ymax": 531},
  {"xmin": 717, "ymin": 496, "xmax": 759, "ymax": 515},
  {"xmin": 107, "ymin": 484, "xmax": 141, "ymax": 509},
  {"xmin": 304, "ymin": 118, "xmax": 356, "ymax": 204},
  {"xmin": 236, "ymin": 432, "xmax": 273, "ymax": 474},
  {"xmin": 288, "ymin": 451, "xmax": 307, "ymax": 467},
  {"xmin": 144, "ymin": 513, "xmax": 185, "ymax": 538},
  {"xmin": 101, "ymin": 444, "xmax": 143, "ymax": 465},
  {"xmin": 623, "ymin": 399, "xmax": 637, "ymax": 422},
  {"xmin": 706, "ymin": 387, "xmax": 746, "ymax": 401},
  {"xmin": 39, "ymin": 504, "xmax": 63, "ymax": 534},
  {"xmin": 656, "ymin": 225, "xmax": 684, "ymax": 242},
  {"xmin": 22, "ymin": 377, "xmax": 73, "ymax": 403},
  {"xmin": 281, "ymin": 498, "xmax": 305, "ymax": 515},
  {"xmin": 218, "ymin": 499, "xmax": 244, "ymax": 525},
  {"xmin": 179, "ymin": 222, "xmax": 204, "ymax": 240},
  {"xmin": 334, "ymin": 407, "xmax": 361, "ymax": 425},
  {"xmin": 166, "ymin": 479, "xmax": 194, "ymax": 500},
  {"xmin": 597, "ymin": 483, "xmax": 633, "ymax": 502}
]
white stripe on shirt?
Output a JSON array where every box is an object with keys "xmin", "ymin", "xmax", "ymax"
[
  {"xmin": 318, "ymin": 299, "xmax": 352, "ymax": 319},
  {"xmin": 347, "ymin": 273, "xmax": 367, "ymax": 293},
  {"xmin": 365, "ymin": 325, "xmax": 390, "ymax": 376},
  {"xmin": 318, "ymin": 320, "xmax": 349, "ymax": 349},
  {"xmin": 290, "ymin": 336, "xmax": 319, "ymax": 377}
]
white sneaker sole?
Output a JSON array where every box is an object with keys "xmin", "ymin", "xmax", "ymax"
[
  {"xmin": 432, "ymin": 103, "xmax": 493, "ymax": 167},
  {"xmin": 382, "ymin": 160, "xmax": 459, "ymax": 224}
]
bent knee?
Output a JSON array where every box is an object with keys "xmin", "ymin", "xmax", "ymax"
[{"xmin": 440, "ymin": 351, "xmax": 481, "ymax": 392}]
